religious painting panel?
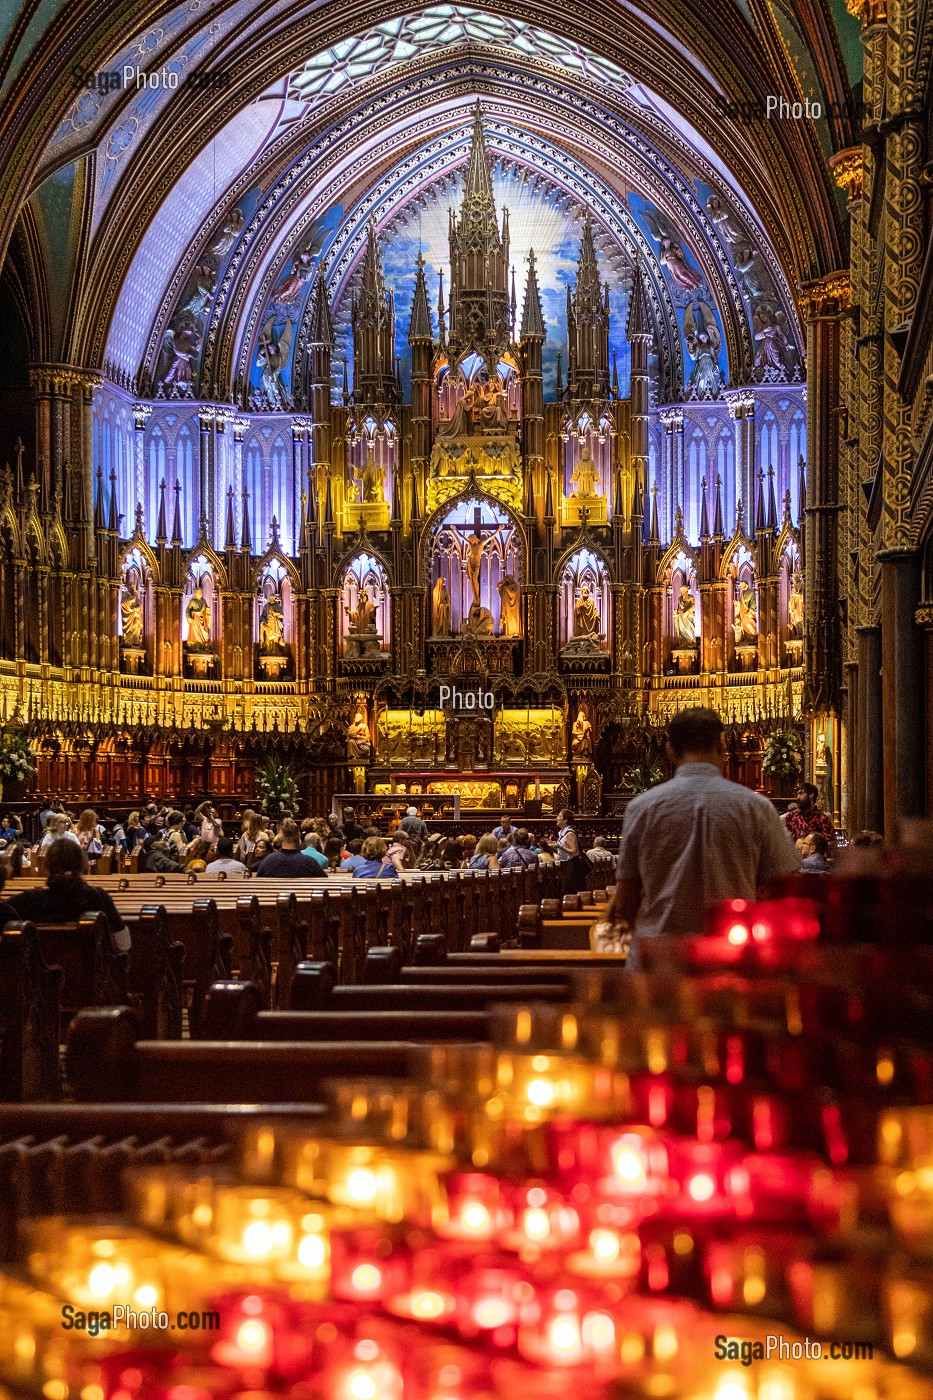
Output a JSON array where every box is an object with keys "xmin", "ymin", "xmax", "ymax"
[
  {"xmin": 376, "ymin": 708, "xmax": 446, "ymax": 766},
  {"xmin": 494, "ymin": 707, "xmax": 565, "ymax": 767},
  {"xmin": 779, "ymin": 541, "xmax": 803, "ymax": 668},
  {"xmin": 428, "ymin": 356, "xmax": 523, "ymax": 514},
  {"xmin": 727, "ymin": 545, "xmax": 759, "ymax": 672}
]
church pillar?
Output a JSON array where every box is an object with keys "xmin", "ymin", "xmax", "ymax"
[
  {"xmin": 879, "ymin": 550, "xmax": 924, "ymax": 828},
  {"xmin": 132, "ymin": 403, "xmax": 151, "ymax": 526},
  {"xmin": 233, "ymin": 416, "xmax": 249, "ymax": 545},
  {"xmin": 856, "ymin": 625, "xmax": 883, "ymax": 833},
  {"xmin": 878, "ymin": 0, "xmax": 925, "ymax": 830},
  {"xmin": 197, "ymin": 409, "xmax": 213, "ymax": 531},
  {"xmin": 798, "ymin": 274, "xmax": 847, "ymax": 726},
  {"xmin": 659, "ymin": 408, "xmax": 683, "ymax": 540},
  {"xmin": 920, "ymin": 604, "xmax": 933, "ymax": 818},
  {"xmin": 725, "ymin": 391, "xmax": 755, "ymax": 530}
]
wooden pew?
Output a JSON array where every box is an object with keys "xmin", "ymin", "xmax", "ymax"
[
  {"xmin": 0, "ymin": 924, "xmax": 61, "ymax": 1101},
  {"xmin": 33, "ymin": 913, "xmax": 129, "ymax": 1024},
  {"xmin": 121, "ymin": 906, "xmax": 185, "ymax": 1039},
  {"xmin": 200, "ymin": 981, "xmax": 490, "ymax": 1044},
  {"xmin": 65, "ymin": 1008, "xmax": 417, "ymax": 1103}
]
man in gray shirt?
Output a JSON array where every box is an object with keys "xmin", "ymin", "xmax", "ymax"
[{"xmin": 609, "ymin": 707, "xmax": 799, "ymax": 967}]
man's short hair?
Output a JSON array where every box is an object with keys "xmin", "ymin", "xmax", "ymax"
[
  {"xmin": 593, "ymin": 835, "xmax": 608, "ymax": 848},
  {"xmin": 667, "ymin": 706, "xmax": 724, "ymax": 758},
  {"xmin": 806, "ymin": 831, "xmax": 828, "ymax": 856},
  {"xmin": 47, "ymin": 839, "xmax": 88, "ymax": 879},
  {"xmin": 798, "ymin": 782, "xmax": 819, "ymax": 801},
  {"xmin": 280, "ymin": 820, "xmax": 301, "ymax": 848},
  {"xmin": 214, "ymin": 836, "xmax": 234, "ymax": 858},
  {"xmin": 515, "ymin": 828, "xmax": 531, "ymax": 848},
  {"xmin": 406, "ymin": 806, "xmax": 418, "ymax": 818}
]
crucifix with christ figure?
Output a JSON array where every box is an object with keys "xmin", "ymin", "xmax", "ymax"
[{"xmin": 459, "ymin": 505, "xmax": 511, "ymax": 604}]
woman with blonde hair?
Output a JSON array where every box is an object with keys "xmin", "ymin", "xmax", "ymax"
[
  {"xmin": 39, "ymin": 812, "xmax": 79, "ymax": 852},
  {"xmin": 238, "ymin": 810, "xmax": 263, "ymax": 864},
  {"xmin": 468, "ymin": 833, "xmax": 500, "ymax": 871}
]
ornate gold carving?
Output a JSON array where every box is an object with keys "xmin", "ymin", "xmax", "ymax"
[
  {"xmin": 845, "ymin": 0, "xmax": 887, "ymax": 23},
  {"xmin": 797, "ymin": 273, "xmax": 850, "ymax": 319},
  {"xmin": 830, "ymin": 149, "xmax": 864, "ymax": 201}
]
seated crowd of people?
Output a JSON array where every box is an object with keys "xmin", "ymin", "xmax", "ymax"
[{"xmin": 0, "ymin": 798, "xmax": 612, "ymax": 886}]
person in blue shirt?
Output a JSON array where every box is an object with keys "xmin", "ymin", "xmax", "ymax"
[
  {"xmin": 491, "ymin": 814, "xmax": 515, "ymax": 841},
  {"xmin": 300, "ymin": 831, "xmax": 329, "ymax": 870},
  {"xmin": 352, "ymin": 836, "xmax": 400, "ymax": 878}
]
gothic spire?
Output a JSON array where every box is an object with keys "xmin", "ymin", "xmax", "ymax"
[
  {"xmin": 171, "ymin": 480, "xmax": 183, "ymax": 547},
  {"xmin": 520, "ymin": 249, "xmax": 546, "ymax": 340},
  {"xmin": 544, "ymin": 468, "xmax": 555, "ymax": 521},
  {"xmin": 107, "ymin": 469, "xmax": 119, "ymax": 535},
  {"xmin": 649, "ymin": 481, "xmax": 660, "ymax": 544},
  {"xmin": 699, "ymin": 475, "xmax": 710, "ymax": 540},
  {"xmin": 94, "ymin": 466, "xmax": 106, "ymax": 531},
  {"xmin": 156, "ymin": 478, "xmax": 167, "ymax": 546},
  {"xmin": 409, "ymin": 470, "xmax": 421, "ymax": 524},
  {"xmin": 408, "ymin": 253, "xmax": 434, "ymax": 343},
  {"xmin": 767, "ymin": 465, "xmax": 778, "ymax": 529},
  {"xmin": 352, "ymin": 219, "xmax": 397, "ymax": 403},
  {"xmin": 309, "ymin": 267, "xmax": 334, "ymax": 346},
  {"xmin": 713, "ymin": 474, "xmax": 724, "ymax": 538},
  {"xmin": 224, "ymin": 487, "xmax": 237, "ymax": 550},
  {"xmin": 524, "ymin": 466, "xmax": 536, "ymax": 518},
  {"xmin": 626, "ymin": 257, "xmax": 650, "ymax": 339},
  {"xmin": 461, "ymin": 101, "xmax": 500, "ymax": 248},
  {"xmin": 240, "ymin": 486, "xmax": 252, "ymax": 552},
  {"xmin": 755, "ymin": 468, "xmax": 766, "ymax": 531}
]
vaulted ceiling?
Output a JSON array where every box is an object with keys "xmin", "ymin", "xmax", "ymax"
[{"xmin": 0, "ymin": 0, "xmax": 860, "ymax": 396}]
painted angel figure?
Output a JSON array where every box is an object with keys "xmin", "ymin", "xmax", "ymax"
[
  {"xmin": 257, "ymin": 317, "xmax": 293, "ymax": 407},
  {"xmin": 684, "ymin": 301, "xmax": 722, "ymax": 399},
  {"xmin": 706, "ymin": 193, "xmax": 741, "ymax": 243},
  {"xmin": 643, "ymin": 207, "xmax": 703, "ymax": 292},
  {"xmin": 733, "ymin": 240, "xmax": 765, "ymax": 300},
  {"xmin": 271, "ymin": 247, "xmax": 314, "ymax": 308},
  {"xmin": 182, "ymin": 261, "xmax": 217, "ymax": 317},
  {"xmin": 160, "ymin": 320, "xmax": 201, "ymax": 385},
  {"xmin": 210, "ymin": 207, "xmax": 245, "ymax": 257},
  {"xmin": 753, "ymin": 303, "xmax": 794, "ymax": 376}
]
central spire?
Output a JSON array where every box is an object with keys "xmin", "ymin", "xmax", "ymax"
[
  {"xmin": 461, "ymin": 101, "xmax": 501, "ymax": 251},
  {"xmin": 447, "ymin": 102, "xmax": 512, "ymax": 366}
]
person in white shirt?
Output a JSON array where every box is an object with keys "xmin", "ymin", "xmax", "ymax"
[
  {"xmin": 205, "ymin": 837, "xmax": 247, "ymax": 875},
  {"xmin": 608, "ymin": 706, "xmax": 799, "ymax": 969},
  {"xmin": 39, "ymin": 815, "xmax": 80, "ymax": 851},
  {"xmin": 586, "ymin": 835, "xmax": 616, "ymax": 866}
]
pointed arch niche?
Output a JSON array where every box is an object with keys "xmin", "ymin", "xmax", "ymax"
[
  {"xmin": 339, "ymin": 552, "xmax": 390, "ymax": 658},
  {"xmin": 428, "ymin": 495, "xmax": 521, "ymax": 637},
  {"xmin": 182, "ymin": 553, "xmax": 221, "ymax": 676},
  {"xmin": 558, "ymin": 547, "xmax": 610, "ymax": 652},
  {"xmin": 663, "ymin": 547, "xmax": 700, "ymax": 673},
  {"xmin": 117, "ymin": 545, "xmax": 155, "ymax": 674},
  {"xmin": 255, "ymin": 558, "xmax": 296, "ymax": 680}
]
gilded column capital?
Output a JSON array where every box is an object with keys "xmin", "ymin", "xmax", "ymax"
[
  {"xmin": 915, "ymin": 603, "xmax": 933, "ymax": 628},
  {"xmin": 29, "ymin": 363, "xmax": 102, "ymax": 395},
  {"xmin": 845, "ymin": 0, "xmax": 887, "ymax": 23},
  {"xmin": 798, "ymin": 272, "xmax": 850, "ymax": 319},
  {"xmin": 830, "ymin": 149, "xmax": 864, "ymax": 201}
]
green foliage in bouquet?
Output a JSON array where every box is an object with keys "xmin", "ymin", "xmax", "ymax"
[
  {"xmin": 624, "ymin": 748, "xmax": 665, "ymax": 795},
  {"xmin": 762, "ymin": 730, "xmax": 802, "ymax": 779},
  {"xmin": 0, "ymin": 727, "xmax": 36, "ymax": 783},
  {"xmin": 255, "ymin": 754, "xmax": 300, "ymax": 821}
]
